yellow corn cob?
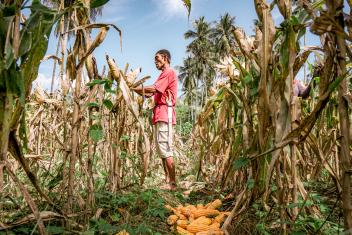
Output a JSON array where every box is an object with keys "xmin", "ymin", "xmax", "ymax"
[
  {"xmin": 115, "ymin": 229, "xmax": 129, "ymax": 235},
  {"xmin": 209, "ymin": 222, "xmax": 220, "ymax": 229},
  {"xmin": 177, "ymin": 226, "xmax": 194, "ymax": 235},
  {"xmin": 181, "ymin": 205, "xmax": 197, "ymax": 217},
  {"xmin": 195, "ymin": 229, "xmax": 224, "ymax": 235},
  {"xmin": 189, "ymin": 213, "xmax": 195, "ymax": 222},
  {"xmin": 167, "ymin": 214, "xmax": 178, "ymax": 225},
  {"xmin": 175, "ymin": 211, "xmax": 187, "ymax": 220},
  {"xmin": 206, "ymin": 199, "xmax": 222, "ymax": 210},
  {"xmin": 191, "ymin": 216, "xmax": 212, "ymax": 226},
  {"xmin": 186, "ymin": 224, "xmax": 211, "ymax": 233},
  {"xmin": 192, "ymin": 209, "xmax": 220, "ymax": 218},
  {"xmin": 213, "ymin": 213, "xmax": 225, "ymax": 223},
  {"xmin": 177, "ymin": 219, "xmax": 189, "ymax": 229}
]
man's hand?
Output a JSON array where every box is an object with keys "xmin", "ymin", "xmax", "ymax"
[
  {"xmin": 144, "ymin": 93, "xmax": 154, "ymax": 98},
  {"xmin": 131, "ymin": 85, "xmax": 157, "ymax": 97}
]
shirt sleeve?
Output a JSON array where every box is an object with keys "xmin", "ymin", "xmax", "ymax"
[{"xmin": 153, "ymin": 70, "xmax": 170, "ymax": 94}]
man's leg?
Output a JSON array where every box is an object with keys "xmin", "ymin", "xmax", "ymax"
[
  {"xmin": 162, "ymin": 158, "xmax": 170, "ymax": 183},
  {"xmin": 156, "ymin": 122, "xmax": 176, "ymax": 190},
  {"xmin": 165, "ymin": 156, "xmax": 176, "ymax": 190},
  {"xmin": 155, "ymin": 123, "xmax": 169, "ymax": 183}
]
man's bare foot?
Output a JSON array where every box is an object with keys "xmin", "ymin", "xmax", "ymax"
[
  {"xmin": 159, "ymin": 182, "xmax": 177, "ymax": 191},
  {"xmin": 169, "ymin": 182, "xmax": 177, "ymax": 191}
]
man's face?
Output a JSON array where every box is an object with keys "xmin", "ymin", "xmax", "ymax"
[{"xmin": 154, "ymin": 53, "xmax": 168, "ymax": 70}]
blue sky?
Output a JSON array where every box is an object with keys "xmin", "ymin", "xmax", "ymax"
[{"xmin": 37, "ymin": 0, "xmax": 320, "ymax": 90}]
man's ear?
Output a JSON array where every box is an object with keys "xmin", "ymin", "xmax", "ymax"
[{"xmin": 162, "ymin": 54, "xmax": 167, "ymax": 61}]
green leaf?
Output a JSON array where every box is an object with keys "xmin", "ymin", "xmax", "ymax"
[
  {"xmin": 328, "ymin": 75, "xmax": 344, "ymax": 92},
  {"xmin": 233, "ymin": 157, "xmax": 249, "ymax": 170},
  {"xmin": 182, "ymin": 0, "xmax": 191, "ymax": 18},
  {"xmin": 91, "ymin": 219, "xmax": 117, "ymax": 234},
  {"xmin": 111, "ymin": 213, "xmax": 120, "ymax": 222},
  {"xmin": 7, "ymin": 66, "xmax": 24, "ymax": 100},
  {"xmin": 250, "ymin": 87, "xmax": 258, "ymax": 97},
  {"xmin": 3, "ymin": 4, "xmax": 16, "ymax": 17},
  {"xmin": 103, "ymin": 99, "xmax": 113, "ymax": 110},
  {"xmin": 104, "ymin": 80, "xmax": 112, "ymax": 90},
  {"xmin": 120, "ymin": 135, "xmax": 130, "ymax": 141},
  {"xmin": 18, "ymin": 31, "xmax": 32, "ymax": 57},
  {"xmin": 19, "ymin": 109, "xmax": 28, "ymax": 151},
  {"xmin": 287, "ymin": 203, "xmax": 300, "ymax": 209},
  {"xmin": 271, "ymin": 185, "xmax": 278, "ymax": 192},
  {"xmin": 86, "ymin": 79, "xmax": 106, "ymax": 87},
  {"xmin": 291, "ymin": 231, "xmax": 306, "ymax": 235},
  {"xmin": 90, "ymin": 0, "xmax": 110, "ymax": 8},
  {"xmin": 4, "ymin": 43, "xmax": 15, "ymax": 69},
  {"xmin": 87, "ymin": 102, "xmax": 99, "ymax": 108},
  {"xmin": 46, "ymin": 226, "xmax": 65, "ymax": 234},
  {"xmin": 243, "ymin": 74, "xmax": 252, "ymax": 84},
  {"xmin": 247, "ymin": 178, "xmax": 255, "ymax": 189},
  {"xmin": 89, "ymin": 124, "xmax": 104, "ymax": 143},
  {"xmin": 105, "ymin": 88, "xmax": 116, "ymax": 94},
  {"xmin": 47, "ymin": 173, "xmax": 63, "ymax": 190},
  {"xmin": 91, "ymin": 114, "xmax": 101, "ymax": 120}
]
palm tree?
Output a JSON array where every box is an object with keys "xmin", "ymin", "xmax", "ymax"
[
  {"xmin": 178, "ymin": 56, "xmax": 197, "ymax": 121},
  {"xmin": 184, "ymin": 16, "xmax": 217, "ymax": 108},
  {"xmin": 212, "ymin": 13, "xmax": 236, "ymax": 58},
  {"xmin": 43, "ymin": 0, "xmax": 103, "ymax": 93}
]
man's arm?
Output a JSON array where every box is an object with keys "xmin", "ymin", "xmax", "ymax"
[{"xmin": 131, "ymin": 85, "xmax": 156, "ymax": 97}]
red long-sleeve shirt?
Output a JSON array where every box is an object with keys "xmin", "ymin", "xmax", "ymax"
[{"xmin": 152, "ymin": 67, "xmax": 177, "ymax": 125}]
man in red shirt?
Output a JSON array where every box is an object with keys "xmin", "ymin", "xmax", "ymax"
[{"xmin": 132, "ymin": 49, "xmax": 177, "ymax": 190}]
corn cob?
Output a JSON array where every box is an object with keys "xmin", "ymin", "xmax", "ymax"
[
  {"xmin": 176, "ymin": 226, "xmax": 194, "ymax": 235},
  {"xmin": 192, "ymin": 209, "xmax": 220, "ymax": 218},
  {"xmin": 167, "ymin": 214, "xmax": 178, "ymax": 225},
  {"xmin": 177, "ymin": 219, "xmax": 189, "ymax": 229}
]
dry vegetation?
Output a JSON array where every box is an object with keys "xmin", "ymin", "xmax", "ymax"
[{"xmin": 0, "ymin": 0, "xmax": 352, "ymax": 235}]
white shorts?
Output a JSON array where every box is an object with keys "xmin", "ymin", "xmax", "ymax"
[{"xmin": 154, "ymin": 122, "xmax": 174, "ymax": 158}]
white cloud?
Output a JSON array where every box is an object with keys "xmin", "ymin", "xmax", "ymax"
[
  {"xmin": 34, "ymin": 73, "xmax": 53, "ymax": 91},
  {"xmin": 152, "ymin": 0, "xmax": 188, "ymax": 19},
  {"xmin": 34, "ymin": 73, "xmax": 66, "ymax": 92}
]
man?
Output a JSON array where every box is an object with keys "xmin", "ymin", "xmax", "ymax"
[
  {"xmin": 291, "ymin": 78, "xmax": 312, "ymax": 126},
  {"xmin": 293, "ymin": 79, "xmax": 311, "ymax": 99},
  {"xmin": 132, "ymin": 49, "xmax": 177, "ymax": 191}
]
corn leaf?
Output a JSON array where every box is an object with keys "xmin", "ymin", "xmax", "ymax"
[{"xmin": 90, "ymin": 0, "xmax": 110, "ymax": 9}]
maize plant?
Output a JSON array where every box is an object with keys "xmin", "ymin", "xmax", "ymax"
[{"xmin": 190, "ymin": 0, "xmax": 352, "ymax": 234}]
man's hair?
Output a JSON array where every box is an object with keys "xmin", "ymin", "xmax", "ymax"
[{"xmin": 156, "ymin": 49, "xmax": 171, "ymax": 63}]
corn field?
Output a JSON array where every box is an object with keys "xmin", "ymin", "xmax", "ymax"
[{"xmin": 0, "ymin": 0, "xmax": 352, "ymax": 234}]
